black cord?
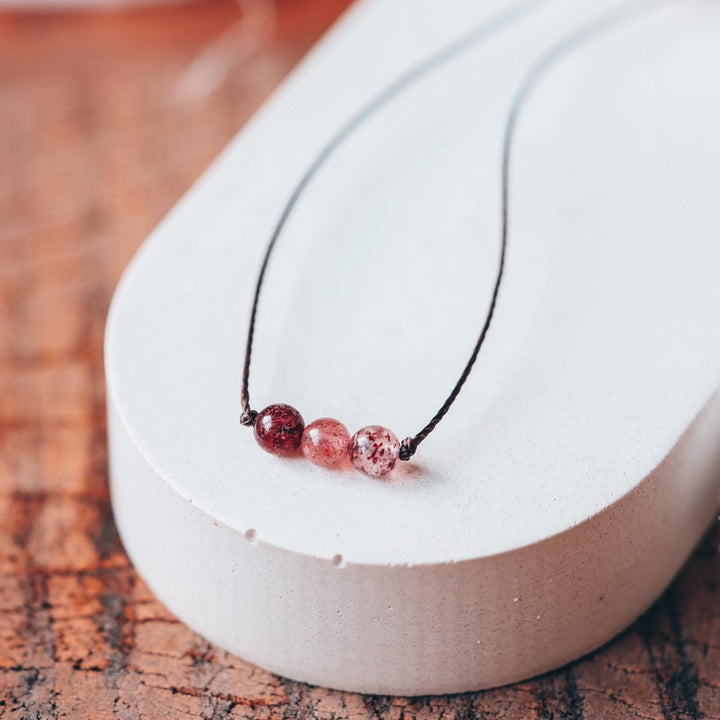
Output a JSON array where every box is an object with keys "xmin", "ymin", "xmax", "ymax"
[
  {"xmin": 240, "ymin": 0, "xmax": 542, "ymax": 428},
  {"xmin": 241, "ymin": 0, "xmax": 668, "ymax": 460}
]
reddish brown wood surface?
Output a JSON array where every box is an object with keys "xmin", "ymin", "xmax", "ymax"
[{"xmin": 0, "ymin": 1, "xmax": 719, "ymax": 717}]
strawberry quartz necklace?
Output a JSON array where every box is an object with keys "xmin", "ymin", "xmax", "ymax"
[
  {"xmin": 239, "ymin": 0, "xmax": 657, "ymax": 478},
  {"xmin": 237, "ymin": 9, "xmax": 513, "ymax": 479}
]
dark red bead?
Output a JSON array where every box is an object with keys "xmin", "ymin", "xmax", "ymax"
[{"xmin": 253, "ymin": 404, "xmax": 305, "ymax": 457}]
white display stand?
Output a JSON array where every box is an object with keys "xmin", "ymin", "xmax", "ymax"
[{"xmin": 105, "ymin": 0, "xmax": 720, "ymax": 696}]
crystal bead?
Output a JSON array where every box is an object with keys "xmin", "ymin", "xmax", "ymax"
[
  {"xmin": 253, "ymin": 404, "xmax": 305, "ymax": 457},
  {"xmin": 302, "ymin": 418, "xmax": 351, "ymax": 469},
  {"xmin": 349, "ymin": 425, "xmax": 400, "ymax": 478}
]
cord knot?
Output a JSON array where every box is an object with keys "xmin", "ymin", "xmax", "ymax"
[
  {"xmin": 240, "ymin": 409, "xmax": 257, "ymax": 427},
  {"xmin": 399, "ymin": 437, "xmax": 417, "ymax": 462}
]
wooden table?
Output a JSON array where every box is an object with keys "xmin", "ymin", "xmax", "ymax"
[{"xmin": 0, "ymin": 1, "xmax": 718, "ymax": 716}]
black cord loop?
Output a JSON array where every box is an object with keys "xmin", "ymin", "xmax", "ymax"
[
  {"xmin": 399, "ymin": 437, "xmax": 417, "ymax": 462},
  {"xmin": 239, "ymin": 0, "xmax": 541, "ymax": 426},
  {"xmin": 240, "ymin": 409, "xmax": 257, "ymax": 427},
  {"xmin": 241, "ymin": 0, "xmax": 666, "ymax": 460}
]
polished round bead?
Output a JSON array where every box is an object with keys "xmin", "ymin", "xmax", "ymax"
[
  {"xmin": 253, "ymin": 404, "xmax": 305, "ymax": 457},
  {"xmin": 349, "ymin": 425, "xmax": 400, "ymax": 478},
  {"xmin": 301, "ymin": 418, "xmax": 351, "ymax": 469}
]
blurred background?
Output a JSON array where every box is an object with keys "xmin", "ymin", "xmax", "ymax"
[
  {"xmin": 1, "ymin": 1, "xmax": 719, "ymax": 718},
  {"xmin": 0, "ymin": 0, "xmax": 350, "ymax": 357}
]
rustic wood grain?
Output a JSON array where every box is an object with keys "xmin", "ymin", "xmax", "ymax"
[{"xmin": 0, "ymin": 1, "xmax": 719, "ymax": 717}]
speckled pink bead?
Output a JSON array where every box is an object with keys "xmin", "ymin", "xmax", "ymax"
[
  {"xmin": 349, "ymin": 425, "xmax": 400, "ymax": 478},
  {"xmin": 302, "ymin": 418, "xmax": 351, "ymax": 469}
]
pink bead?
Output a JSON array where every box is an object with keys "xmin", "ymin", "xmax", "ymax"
[
  {"xmin": 349, "ymin": 425, "xmax": 400, "ymax": 478},
  {"xmin": 254, "ymin": 404, "xmax": 305, "ymax": 457},
  {"xmin": 301, "ymin": 418, "xmax": 351, "ymax": 469}
]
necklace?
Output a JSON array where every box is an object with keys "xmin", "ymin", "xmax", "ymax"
[{"xmin": 240, "ymin": 0, "xmax": 662, "ymax": 478}]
